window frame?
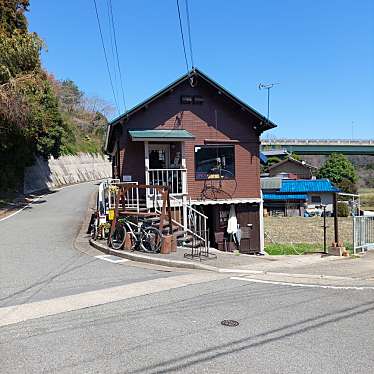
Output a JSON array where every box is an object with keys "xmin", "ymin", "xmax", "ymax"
[
  {"xmin": 194, "ymin": 144, "xmax": 236, "ymax": 181},
  {"xmin": 311, "ymin": 195, "xmax": 321, "ymax": 204}
]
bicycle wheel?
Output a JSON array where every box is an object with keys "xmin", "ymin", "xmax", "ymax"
[
  {"xmin": 90, "ymin": 221, "xmax": 98, "ymax": 240},
  {"xmin": 110, "ymin": 222, "xmax": 126, "ymax": 250},
  {"xmin": 140, "ymin": 226, "xmax": 162, "ymax": 253}
]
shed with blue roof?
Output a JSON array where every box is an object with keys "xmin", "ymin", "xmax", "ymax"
[{"xmin": 262, "ymin": 178, "xmax": 339, "ymax": 216}]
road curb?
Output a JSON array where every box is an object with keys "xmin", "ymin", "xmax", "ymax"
[
  {"xmin": 88, "ymin": 239, "xmax": 374, "ymax": 283},
  {"xmin": 89, "ymin": 239, "xmax": 219, "ymax": 272}
]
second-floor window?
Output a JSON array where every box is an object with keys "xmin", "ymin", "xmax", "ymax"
[{"xmin": 195, "ymin": 145, "xmax": 235, "ymax": 180}]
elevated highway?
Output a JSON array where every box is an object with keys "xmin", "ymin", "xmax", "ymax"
[{"xmin": 261, "ymin": 139, "xmax": 374, "ymax": 155}]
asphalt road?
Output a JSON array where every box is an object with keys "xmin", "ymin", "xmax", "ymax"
[
  {"xmin": 1, "ymin": 182, "xmax": 374, "ymax": 373},
  {"xmin": 0, "ymin": 182, "xmax": 179, "ymax": 307}
]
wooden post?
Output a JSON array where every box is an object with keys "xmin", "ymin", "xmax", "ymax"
[
  {"xmin": 109, "ymin": 189, "xmax": 120, "ymax": 240},
  {"xmin": 166, "ymin": 188, "xmax": 173, "ymax": 235},
  {"xmin": 159, "ymin": 189, "xmax": 167, "ymax": 233},
  {"xmin": 333, "ymin": 192, "xmax": 339, "ymax": 244}
]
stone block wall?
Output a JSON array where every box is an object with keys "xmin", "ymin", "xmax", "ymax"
[{"xmin": 24, "ymin": 153, "xmax": 111, "ymax": 194}]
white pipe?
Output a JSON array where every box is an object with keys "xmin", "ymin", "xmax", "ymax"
[{"xmin": 259, "ymin": 191, "xmax": 265, "ymax": 254}]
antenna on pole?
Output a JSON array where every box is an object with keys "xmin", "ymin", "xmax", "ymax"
[
  {"xmin": 259, "ymin": 82, "xmax": 279, "ymax": 124},
  {"xmin": 351, "ymin": 121, "xmax": 355, "ymax": 140}
]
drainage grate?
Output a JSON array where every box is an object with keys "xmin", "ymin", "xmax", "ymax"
[{"xmin": 221, "ymin": 320, "xmax": 239, "ymax": 327}]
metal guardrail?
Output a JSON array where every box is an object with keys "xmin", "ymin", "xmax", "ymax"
[
  {"xmin": 353, "ymin": 216, "xmax": 374, "ymax": 253},
  {"xmin": 261, "ymin": 139, "xmax": 374, "ymax": 146}
]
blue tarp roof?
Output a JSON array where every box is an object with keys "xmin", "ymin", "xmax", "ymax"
[
  {"xmin": 259, "ymin": 152, "xmax": 268, "ymax": 165},
  {"xmin": 280, "ymin": 179, "xmax": 339, "ymax": 193},
  {"xmin": 263, "ymin": 194, "xmax": 308, "ymax": 201}
]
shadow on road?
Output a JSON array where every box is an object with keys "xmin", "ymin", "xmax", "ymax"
[{"xmin": 127, "ymin": 300, "xmax": 374, "ymax": 374}]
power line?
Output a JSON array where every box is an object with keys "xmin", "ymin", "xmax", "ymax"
[
  {"xmin": 106, "ymin": 0, "xmax": 119, "ymax": 106},
  {"xmin": 108, "ymin": 0, "xmax": 127, "ymax": 112},
  {"xmin": 176, "ymin": 0, "xmax": 189, "ymax": 73},
  {"xmin": 184, "ymin": 0, "xmax": 194, "ymax": 68},
  {"xmin": 92, "ymin": 0, "xmax": 120, "ymax": 114}
]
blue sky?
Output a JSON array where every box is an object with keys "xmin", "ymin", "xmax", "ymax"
[{"xmin": 28, "ymin": 0, "xmax": 374, "ymax": 139}]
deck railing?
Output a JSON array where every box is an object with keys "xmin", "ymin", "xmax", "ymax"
[
  {"xmin": 146, "ymin": 168, "xmax": 187, "ymax": 196},
  {"xmin": 154, "ymin": 195, "xmax": 208, "ymax": 248}
]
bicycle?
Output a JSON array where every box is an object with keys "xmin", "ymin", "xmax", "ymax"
[{"xmin": 109, "ymin": 216, "xmax": 163, "ymax": 253}]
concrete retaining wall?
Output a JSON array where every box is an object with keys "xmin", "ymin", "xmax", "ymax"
[{"xmin": 24, "ymin": 153, "xmax": 111, "ymax": 194}]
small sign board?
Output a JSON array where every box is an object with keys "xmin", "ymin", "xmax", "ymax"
[{"xmin": 123, "ymin": 175, "xmax": 132, "ymax": 182}]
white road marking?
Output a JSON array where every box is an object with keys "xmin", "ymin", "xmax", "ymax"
[
  {"xmin": 230, "ymin": 277, "xmax": 374, "ymax": 291},
  {"xmin": 0, "ymin": 179, "xmax": 103, "ymax": 223},
  {"xmin": 95, "ymin": 255, "xmax": 129, "ymax": 263},
  {"xmin": 0, "ymin": 195, "xmax": 44, "ymax": 222},
  {"xmin": 0, "ymin": 272, "xmax": 222, "ymax": 327}
]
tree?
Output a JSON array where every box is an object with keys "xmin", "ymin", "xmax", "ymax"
[
  {"xmin": 57, "ymin": 79, "xmax": 83, "ymax": 113},
  {"xmin": 0, "ymin": 0, "xmax": 30, "ymax": 36},
  {"xmin": 0, "ymin": 1, "xmax": 67, "ymax": 191},
  {"xmin": 317, "ymin": 154, "xmax": 358, "ymax": 193},
  {"xmin": 337, "ymin": 178, "xmax": 358, "ymax": 194}
]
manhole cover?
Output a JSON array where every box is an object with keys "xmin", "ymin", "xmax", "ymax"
[{"xmin": 221, "ymin": 320, "xmax": 239, "ymax": 327}]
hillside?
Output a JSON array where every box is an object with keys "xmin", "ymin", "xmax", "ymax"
[
  {"xmin": 302, "ymin": 155, "xmax": 374, "ymax": 189},
  {"xmin": 0, "ymin": 2, "xmax": 111, "ymax": 192},
  {"xmin": 51, "ymin": 78, "xmax": 112, "ymax": 155}
]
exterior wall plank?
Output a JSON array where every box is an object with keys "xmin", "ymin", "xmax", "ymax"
[{"xmin": 118, "ymin": 78, "xmax": 261, "ymax": 200}]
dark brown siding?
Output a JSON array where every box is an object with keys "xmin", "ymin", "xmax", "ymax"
[
  {"xmin": 118, "ymin": 78, "xmax": 261, "ymax": 200},
  {"xmin": 236, "ymin": 203, "xmax": 260, "ymax": 253},
  {"xmin": 203, "ymin": 203, "xmax": 260, "ymax": 253},
  {"xmin": 269, "ymin": 160, "xmax": 313, "ymax": 179}
]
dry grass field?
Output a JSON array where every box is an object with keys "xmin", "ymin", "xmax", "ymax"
[
  {"xmin": 264, "ymin": 216, "xmax": 353, "ymax": 246},
  {"xmin": 360, "ymin": 188, "xmax": 374, "ymax": 211}
]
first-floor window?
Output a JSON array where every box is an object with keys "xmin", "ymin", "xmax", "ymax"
[
  {"xmin": 311, "ymin": 195, "xmax": 321, "ymax": 204},
  {"xmin": 195, "ymin": 145, "xmax": 235, "ymax": 180}
]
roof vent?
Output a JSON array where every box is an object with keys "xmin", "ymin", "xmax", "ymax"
[
  {"xmin": 181, "ymin": 95, "xmax": 193, "ymax": 104},
  {"xmin": 193, "ymin": 96, "xmax": 204, "ymax": 105}
]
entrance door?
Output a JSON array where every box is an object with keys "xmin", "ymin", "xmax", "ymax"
[{"xmin": 149, "ymin": 144, "xmax": 170, "ymax": 169}]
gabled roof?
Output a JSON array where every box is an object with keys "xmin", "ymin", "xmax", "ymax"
[
  {"xmin": 268, "ymin": 157, "xmax": 317, "ymax": 171},
  {"xmin": 105, "ymin": 68, "xmax": 277, "ymax": 152},
  {"xmin": 280, "ymin": 179, "xmax": 340, "ymax": 193}
]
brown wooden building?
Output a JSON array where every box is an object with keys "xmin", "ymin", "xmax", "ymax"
[
  {"xmin": 105, "ymin": 68, "xmax": 276, "ymax": 253},
  {"xmin": 268, "ymin": 157, "xmax": 316, "ymax": 179}
]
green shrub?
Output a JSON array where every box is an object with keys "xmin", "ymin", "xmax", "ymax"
[{"xmin": 337, "ymin": 202, "xmax": 349, "ymax": 217}]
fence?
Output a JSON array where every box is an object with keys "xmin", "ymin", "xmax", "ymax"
[{"xmin": 353, "ymin": 216, "xmax": 374, "ymax": 253}]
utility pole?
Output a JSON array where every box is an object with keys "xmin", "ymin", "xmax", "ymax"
[
  {"xmin": 319, "ymin": 204, "xmax": 328, "ymax": 254},
  {"xmin": 333, "ymin": 193, "xmax": 339, "ymax": 244},
  {"xmin": 259, "ymin": 83, "xmax": 279, "ymax": 124}
]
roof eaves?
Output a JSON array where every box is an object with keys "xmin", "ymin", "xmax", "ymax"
[
  {"xmin": 193, "ymin": 68, "xmax": 277, "ymax": 130},
  {"xmin": 268, "ymin": 157, "xmax": 316, "ymax": 170},
  {"xmin": 109, "ymin": 71, "xmax": 192, "ymax": 127},
  {"xmin": 109, "ymin": 67, "xmax": 277, "ymax": 130}
]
